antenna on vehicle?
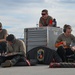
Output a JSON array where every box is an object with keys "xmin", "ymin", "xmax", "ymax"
[{"xmin": 36, "ymin": 24, "xmax": 38, "ymax": 27}]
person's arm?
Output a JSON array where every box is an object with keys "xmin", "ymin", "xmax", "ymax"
[
  {"xmin": 39, "ymin": 17, "xmax": 43, "ymax": 27},
  {"xmin": 48, "ymin": 16, "xmax": 53, "ymax": 26},
  {"xmin": 70, "ymin": 34, "xmax": 75, "ymax": 51},
  {"xmin": 48, "ymin": 20, "xmax": 53, "ymax": 26},
  {"xmin": 71, "ymin": 34, "xmax": 75, "ymax": 42},
  {"xmin": 0, "ymin": 29, "xmax": 8, "ymax": 43},
  {"xmin": 39, "ymin": 23, "xmax": 43, "ymax": 27},
  {"xmin": 55, "ymin": 34, "xmax": 67, "ymax": 48},
  {"xmin": 16, "ymin": 40, "xmax": 26, "ymax": 56}
]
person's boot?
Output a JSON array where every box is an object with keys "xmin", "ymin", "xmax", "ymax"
[{"xmin": 1, "ymin": 60, "xmax": 12, "ymax": 68}]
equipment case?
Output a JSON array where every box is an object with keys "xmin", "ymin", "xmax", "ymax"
[{"xmin": 24, "ymin": 27, "xmax": 62, "ymax": 52}]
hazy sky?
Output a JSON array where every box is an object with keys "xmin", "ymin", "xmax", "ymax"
[{"xmin": 0, "ymin": 0, "xmax": 75, "ymax": 38}]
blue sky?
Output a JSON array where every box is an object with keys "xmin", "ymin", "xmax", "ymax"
[{"xmin": 0, "ymin": 0, "xmax": 75, "ymax": 38}]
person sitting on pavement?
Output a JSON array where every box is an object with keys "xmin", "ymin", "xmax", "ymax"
[
  {"xmin": 55, "ymin": 24, "xmax": 75, "ymax": 62},
  {"xmin": 0, "ymin": 34, "xmax": 27, "ymax": 67},
  {"xmin": 0, "ymin": 22, "xmax": 8, "ymax": 55}
]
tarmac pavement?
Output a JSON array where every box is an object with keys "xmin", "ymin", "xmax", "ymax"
[{"xmin": 0, "ymin": 65, "xmax": 75, "ymax": 75}]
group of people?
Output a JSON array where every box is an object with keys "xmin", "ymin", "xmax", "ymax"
[
  {"xmin": 0, "ymin": 22, "xmax": 27, "ymax": 67},
  {"xmin": 0, "ymin": 9, "xmax": 75, "ymax": 68},
  {"xmin": 39, "ymin": 9, "xmax": 75, "ymax": 62}
]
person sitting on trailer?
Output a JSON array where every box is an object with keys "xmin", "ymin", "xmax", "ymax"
[
  {"xmin": 39, "ymin": 9, "xmax": 53, "ymax": 27},
  {"xmin": 55, "ymin": 24, "xmax": 75, "ymax": 62}
]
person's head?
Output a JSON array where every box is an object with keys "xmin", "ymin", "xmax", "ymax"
[
  {"xmin": 0, "ymin": 22, "xmax": 2, "ymax": 32},
  {"xmin": 41, "ymin": 9, "xmax": 48, "ymax": 19},
  {"xmin": 6, "ymin": 34, "xmax": 16, "ymax": 45},
  {"xmin": 63, "ymin": 24, "xmax": 72, "ymax": 36}
]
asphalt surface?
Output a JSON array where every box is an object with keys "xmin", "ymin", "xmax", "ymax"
[{"xmin": 0, "ymin": 65, "xmax": 75, "ymax": 75}]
